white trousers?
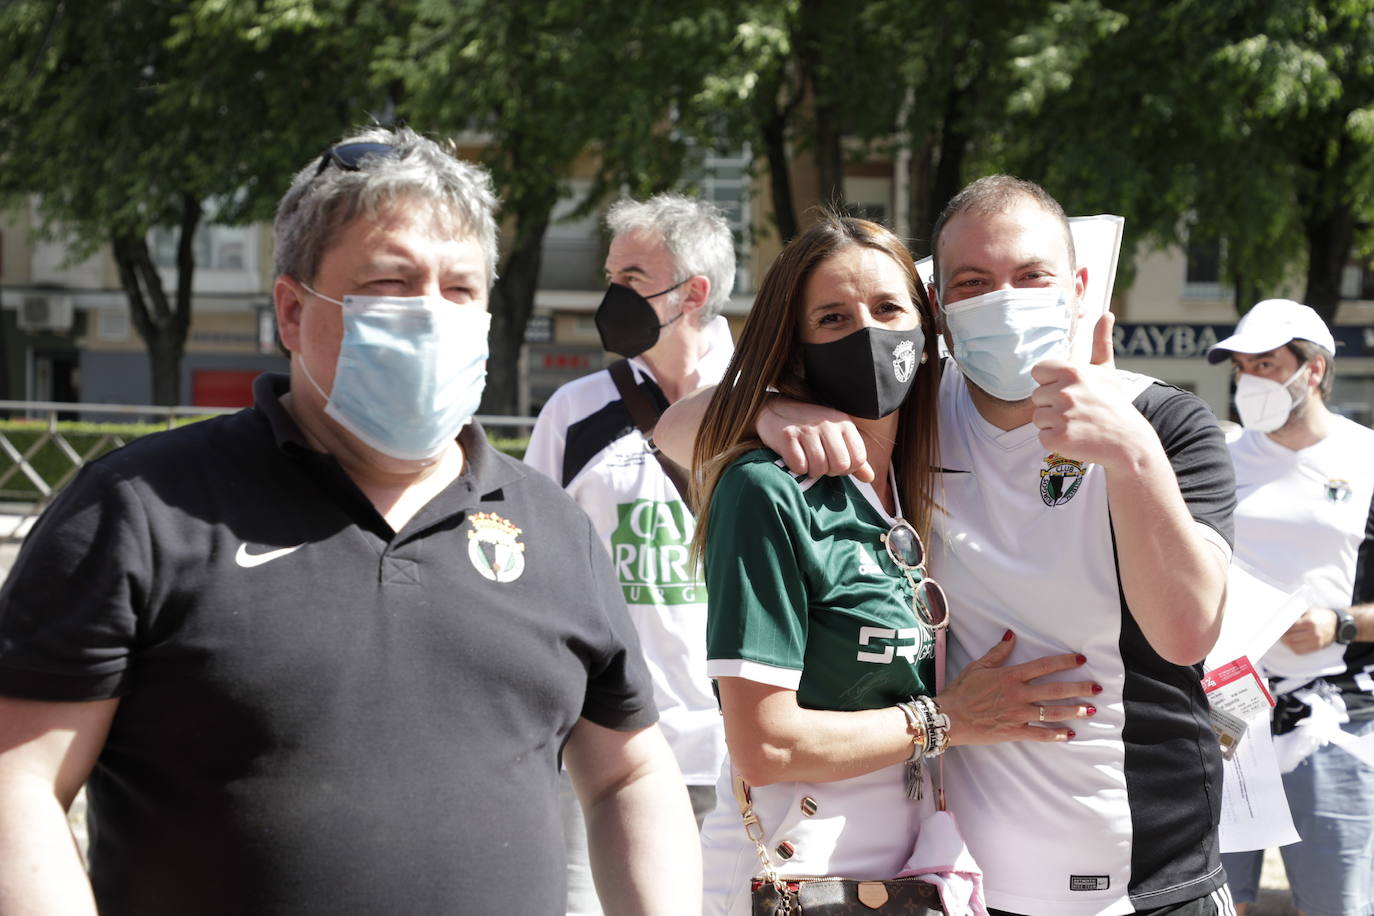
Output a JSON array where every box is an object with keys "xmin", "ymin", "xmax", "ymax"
[{"xmin": 700, "ymin": 760, "xmax": 934, "ymax": 916}]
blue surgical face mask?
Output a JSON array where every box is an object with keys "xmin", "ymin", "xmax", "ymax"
[
  {"xmin": 941, "ymin": 287, "xmax": 1073, "ymax": 401},
  {"xmin": 297, "ymin": 283, "xmax": 491, "ymax": 460}
]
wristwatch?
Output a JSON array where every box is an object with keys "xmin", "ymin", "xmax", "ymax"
[{"xmin": 1334, "ymin": 608, "xmax": 1359, "ymax": 645}]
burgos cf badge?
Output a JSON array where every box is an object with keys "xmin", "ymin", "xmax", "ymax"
[
  {"xmin": 467, "ymin": 512, "xmax": 526, "ymax": 583},
  {"xmin": 1040, "ymin": 453, "xmax": 1086, "ymax": 507},
  {"xmin": 1326, "ymin": 478, "xmax": 1353, "ymax": 503},
  {"xmin": 892, "ymin": 339, "xmax": 917, "ymax": 384}
]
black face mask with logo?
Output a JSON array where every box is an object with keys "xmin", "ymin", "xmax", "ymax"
[
  {"xmin": 801, "ymin": 325, "xmax": 926, "ymax": 420},
  {"xmin": 594, "ymin": 281, "xmax": 687, "ymax": 358}
]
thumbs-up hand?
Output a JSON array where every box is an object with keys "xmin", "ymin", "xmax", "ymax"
[
  {"xmin": 1088, "ymin": 309, "xmax": 1117, "ymax": 370},
  {"xmin": 1030, "ymin": 311, "xmax": 1152, "ymax": 470}
]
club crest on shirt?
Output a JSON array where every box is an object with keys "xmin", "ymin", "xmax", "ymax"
[
  {"xmin": 467, "ymin": 512, "xmax": 526, "ymax": 583},
  {"xmin": 1326, "ymin": 478, "xmax": 1353, "ymax": 503},
  {"xmin": 1040, "ymin": 453, "xmax": 1086, "ymax": 507},
  {"xmin": 892, "ymin": 339, "xmax": 917, "ymax": 384}
]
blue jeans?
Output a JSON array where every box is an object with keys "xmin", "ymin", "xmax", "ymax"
[{"xmin": 1221, "ymin": 712, "xmax": 1374, "ymax": 916}]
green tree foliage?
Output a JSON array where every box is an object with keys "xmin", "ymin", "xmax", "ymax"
[
  {"xmin": 691, "ymin": 0, "xmax": 804, "ymax": 240},
  {"xmin": 381, "ymin": 0, "xmax": 740, "ymax": 415},
  {"xmin": 882, "ymin": 0, "xmax": 1111, "ymax": 257},
  {"xmin": 0, "ymin": 0, "xmax": 385, "ymax": 404},
  {"xmin": 693, "ymin": 0, "xmax": 913, "ymax": 243},
  {"xmin": 1004, "ymin": 0, "xmax": 1374, "ymax": 321},
  {"xmin": 695, "ymin": 0, "xmax": 1078, "ymax": 251}
]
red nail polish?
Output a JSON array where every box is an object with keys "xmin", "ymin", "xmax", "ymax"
[
  {"xmin": 1091, "ymin": 683, "xmax": 1103, "ymax": 695},
  {"xmin": 1086, "ymin": 706, "xmax": 1097, "ymax": 716},
  {"xmin": 1075, "ymin": 654, "xmax": 1087, "ymax": 665},
  {"xmin": 1003, "ymin": 629, "xmax": 1014, "ymax": 642},
  {"xmin": 1066, "ymin": 729, "xmax": 1076, "ymax": 740}
]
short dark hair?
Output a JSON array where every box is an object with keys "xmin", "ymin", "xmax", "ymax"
[
  {"xmin": 930, "ymin": 175, "xmax": 1076, "ymax": 293},
  {"xmin": 1287, "ymin": 339, "xmax": 1335, "ymax": 400}
]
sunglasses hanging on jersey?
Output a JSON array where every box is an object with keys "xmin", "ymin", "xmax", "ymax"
[{"xmin": 880, "ymin": 519, "xmax": 949, "ymax": 631}]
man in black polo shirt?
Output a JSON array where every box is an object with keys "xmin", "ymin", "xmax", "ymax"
[{"xmin": 0, "ymin": 126, "xmax": 700, "ymax": 915}]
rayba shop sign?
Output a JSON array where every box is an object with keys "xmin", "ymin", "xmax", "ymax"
[{"xmin": 1113, "ymin": 323, "xmax": 1374, "ymax": 359}]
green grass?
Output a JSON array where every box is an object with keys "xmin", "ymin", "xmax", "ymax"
[{"xmin": 0, "ymin": 418, "xmax": 530, "ymax": 501}]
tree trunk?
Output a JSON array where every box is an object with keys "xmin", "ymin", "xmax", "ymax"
[
  {"xmin": 1300, "ymin": 196, "xmax": 1355, "ymax": 326},
  {"xmin": 906, "ymin": 133, "xmax": 935, "ymax": 257},
  {"xmin": 909, "ymin": 84, "xmax": 972, "ymax": 279},
  {"xmin": 482, "ymin": 190, "xmax": 557, "ymax": 419},
  {"xmin": 112, "ymin": 195, "xmax": 200, "ymax": 406},
  {"xmin": 812, "ymin": 101, "xmax": 845, "ymax": 212},
  {"xmin": 0, "ymin": 286, "xmax": 10, "ymax": 404},
  {"xmin": 754, "ymin": 57, "xmax": 805, "ymax": 244},
  {"xmin": 761, "ymin": 108, "xmax": 798, "ymax": 244},
  {"xmin": 929, "ymin": 91, "xmax": 970, "ymax": 237},
  {"xmin": 796, "ymin": 0, "xmax": 844, "ymax": 213},
  {"xmin": 1292, "ymin": 123, "xmax": 1356, "ymax": 325}
]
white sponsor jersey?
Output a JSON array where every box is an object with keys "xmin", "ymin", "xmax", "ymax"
[
  {"xmin": 1229, "ymin": 416, "xmax": 1374, "ymax": 688},
  {"xmin": 933, "ymin": 362, "xmax": 1234, "ymax": 915},
  {"xmin": 524, "ymin": 317, "xmax": 733, "ymax": 783}
]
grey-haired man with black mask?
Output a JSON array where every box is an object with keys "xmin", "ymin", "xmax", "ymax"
[{"xmin": 526, "ymin": 193, "xmax": 734, "ymax": 914}]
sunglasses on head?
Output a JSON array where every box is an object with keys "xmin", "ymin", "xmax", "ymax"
[
  {"xmin": 880, "ymin": 519, "xmax": 949, "ymax": 630},
  {"xmin": 314, "ymin": 141, "xmax": 398, "ymax": 177}
]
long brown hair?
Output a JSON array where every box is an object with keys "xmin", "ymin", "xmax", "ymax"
[{"xmin": 690, "ymin": 215, "xmax": 941, "ymax": 563}]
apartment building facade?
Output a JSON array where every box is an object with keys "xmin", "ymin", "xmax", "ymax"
[{"xmin": 3, "ymin": 158, "xmax": 1373, "ymax": 425}]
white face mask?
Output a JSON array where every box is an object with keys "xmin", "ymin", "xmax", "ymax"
[
  {"xmin": 1234, "ymin": 362, "xmax": 1309, "ymax": 433},
  {"xmin": 298, "ymin": 284, "xmax": 491, "ymax": 460},
  {"xmin": 942, "ymin": 287, "xmax": 1073, "ymax": 401}
]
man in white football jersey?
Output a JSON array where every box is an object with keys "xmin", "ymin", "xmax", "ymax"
[
  {"xmin": 1210, "ymin": 299, "xmax": 1374, "ymax": 916},
  {"xmin": 525, "ymin": 194, "xmax": 734, "ymax": 914},
  {"xmin": 658, "ymin": 176, "xmax": 1238, "ymax": 916}
]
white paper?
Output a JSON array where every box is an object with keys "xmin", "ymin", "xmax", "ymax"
[
  {"xmin": 1330, "ymin": 728, "xmax": 1374, "ymax": 767},
  {"xmin": 1064, "ymin": 215, "xmax": 1125, "ymax": 362},
  {"xmin": 1207, "ymin": 559, "xmax": 1310, "ymax": 672},
  {"xmin": 1218, "ymin": 712, "xmax": 1300, "ymax": 852},
  {"xmin": 1208, "ymin": 563, "xmax": 1308, "ymax": 853},
  {"xmin": 914, "ymin": 214, "xmax": 1125, "ymax": 362}
]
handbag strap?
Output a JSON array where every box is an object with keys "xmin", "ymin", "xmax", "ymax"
[
  {"xmin": 733, "ymin": 767, "xmax": 787, "ymax": 896},
  {"xmin": 934, "ymin": 628, "xmax": 947, "ymax": 812},
  {"xmin": 607, "ymin": 358, "xmax": 692, "ymax": 499}
]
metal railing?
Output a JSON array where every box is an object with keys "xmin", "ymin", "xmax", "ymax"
[{"xmin": 0, "ymin": 400, "xmax": 537, "ymax": 540}]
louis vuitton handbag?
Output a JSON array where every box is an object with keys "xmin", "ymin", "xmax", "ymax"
[
  {"xmin": 736, "ymin": 773, "xmax": 945, "ymax": 915},
  {"xmin": 750, "ymin": 874, "xmax": 944, "ymax": 915}
]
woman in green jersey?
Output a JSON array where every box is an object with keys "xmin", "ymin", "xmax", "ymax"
[{"xmin": 690, "ymin": 216, "xmax": 1092, "ymax": 915}]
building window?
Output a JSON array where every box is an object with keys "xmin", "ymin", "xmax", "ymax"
[
  {"xmin": 149, "ymin": 223, "xmax": 256, "ymax": 273},
  {"xmin": 843, "ymin": 177, "xmax": 893, "ymax": 228},
  {"xmin": 1332, "ymin": 373, "xmax": 1374, "ymax": 427},
  {"xmin": 1339, "ymin": 259, "xmax": 1374, "ymax": 301},
  {"xmin": 1184, "ymin": 233, "xmax": 1229, "ymax": 300},
  {"xmin": 682, "ymin": 144, "xmax": 752, "ymax": 294},
  {"xmin": 538, "ymin": 179, "xmax": 605, "ymax": 292}
]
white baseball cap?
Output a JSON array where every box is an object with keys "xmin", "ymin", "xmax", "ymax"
[{"xmin": 1206, "ymin": 298, "xmax": 1336, "ymax": 364}]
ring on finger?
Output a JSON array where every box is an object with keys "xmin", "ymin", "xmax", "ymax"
[{"xmin": 1037, "ymin": 706, "xmax": 1045, "ymax": 723}]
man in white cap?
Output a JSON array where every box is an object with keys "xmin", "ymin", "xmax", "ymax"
[{"xmin": 1208, "ymin": 298, "xmax": 1374, "ymax": 916}]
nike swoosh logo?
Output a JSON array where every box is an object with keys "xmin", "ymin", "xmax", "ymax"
[{"xmin": 235, "ymin": 543, "xmax": 305, "ymax": 568}]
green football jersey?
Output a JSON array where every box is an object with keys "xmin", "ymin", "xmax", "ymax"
[{"xmin": 704, "ymin": 449, "xmax": 935, "ymax": 712}]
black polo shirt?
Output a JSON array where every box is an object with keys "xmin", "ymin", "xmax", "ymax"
[{"xmin": 0, "ymin": 373, "xmax": 656, "ymax": 915}]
